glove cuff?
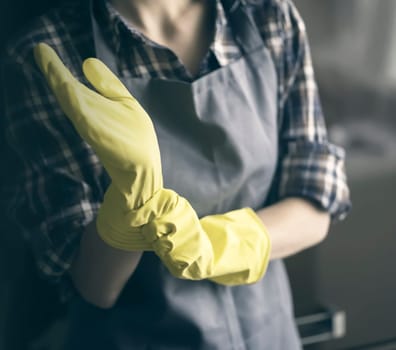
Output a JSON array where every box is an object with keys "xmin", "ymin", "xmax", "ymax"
[
  {"xmin": 206, "ymin": 208, "xmax": 272, "ymax": 285},
  {"xmin": 96, "ymin": 214, "xmax": 152, "ymax": 251},
  {"xmin": 96, "ymin": 184, "xmax": 179, "ymax": 251}
]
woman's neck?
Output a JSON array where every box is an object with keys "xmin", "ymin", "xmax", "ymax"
[
  {"xmin": 110, "ymin": 0, "xmax": 198, "ymax": 34},
  {"xmin": 109, "ymin": 0, "xmax": 215, "ymax": 77}
]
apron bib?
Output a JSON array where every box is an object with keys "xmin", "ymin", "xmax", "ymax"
[{"xmin": 65, "ymin": 1, "xmax": 301, "ymax": 349}]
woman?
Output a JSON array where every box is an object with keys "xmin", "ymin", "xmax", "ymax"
[{"xmin": 2, "ymin": 0, "xmax": 350, "ymax": 348}]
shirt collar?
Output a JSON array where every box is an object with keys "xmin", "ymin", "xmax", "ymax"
[{"xmin": 96, "ymin": 0, "xmax": 241, "ymax": 66}]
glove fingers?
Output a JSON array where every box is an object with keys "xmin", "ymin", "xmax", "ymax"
[
  {"xmin": 82, "ymin": 58, "xmax": 134, "ymax": 100},
  {"xmin": 34, "ymin": 43, "xmax": 95, "ymax": 129},
  {"xmin": 45, "ymin": 62, "xmax": 92, "ymax": 128},
  {"xmin": 34, "ymin": 43, "xmax": 76, "ymax": 88}
]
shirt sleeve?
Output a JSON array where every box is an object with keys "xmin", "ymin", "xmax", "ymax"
[
  {"xmin": 274, "ymin": 0, "xmax": 351, "ymax": 220},
  {"xmin": 1, "ymin": 46, "xmax": 108, "ymax": 284}
]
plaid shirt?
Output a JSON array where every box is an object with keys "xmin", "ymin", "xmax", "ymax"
[{"xmin": 1, "ymin": 0, "xmax": 350, "ymax": 290}]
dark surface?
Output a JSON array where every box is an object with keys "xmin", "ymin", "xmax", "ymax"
[
  {"xmin": 0, "ymin": 0, "xmax": 65, "ymax": 268},
  {"xmin": 0, "ymin": 0, "xmax": 63, "ymax": 52},
  {"xmin": 0, "ymin": 2, "xmax": 67, "ymax": 349}
]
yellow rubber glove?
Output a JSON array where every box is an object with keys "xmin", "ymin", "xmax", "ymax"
[
  {"xmin": 33, "ymin": 43, "xmax": 271, "ymax": 285},
  {"xmin": 34, "ymin": 42, "xmax": 175, "ymax": 250},
  {"xmin": 142, "ymin": 205, "xmax": 271, "ymax": 285}
]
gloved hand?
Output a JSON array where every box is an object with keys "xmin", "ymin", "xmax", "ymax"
[
  {"xmin": 33, "ymin": 43, "xmax": 271, "ymax": 285},
  {"xmin": 142, "ymin": 204, "xmax": 271, "ymax": 285},
  {"xmin": 34, "ymin": 42, "xmax": 177, "ymax": 250}
]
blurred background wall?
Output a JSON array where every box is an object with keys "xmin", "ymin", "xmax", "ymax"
[
  {"xmin": 295, "ymin": 0, "xmax": 396, "ymax": 127},
  {"xmin": 287, "ymin": 1, "xmax": 396, "ymax": 349},
  {"xmin": 298, "ymin": 0, "xmax": 396, "ymax": 86}
]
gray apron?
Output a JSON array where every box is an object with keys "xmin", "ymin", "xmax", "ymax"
[{"xmin": 65, "ymin": 0, "xmax": 301, "ymax": 349}]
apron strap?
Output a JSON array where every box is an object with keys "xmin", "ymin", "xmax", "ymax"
[
  {"xmin": 220, "ymin": 0, "xmax": 264, "ymax": 54},
  {"xmin": 90, "ymin": 0, "xmax": 119, "ymax": 74},
  {"xmin": 221, "ymin": 0, "xmax": 283, "ymax": 132}
]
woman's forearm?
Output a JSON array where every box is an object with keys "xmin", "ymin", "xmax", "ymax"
[
  {"xmin": 70, "ymin": 221, "xmax": 143, "ymax": 309},
  {"xmin": 69, "ymin": 197, "xmax": 329, "ymax": 309},
  {"xmin": 257, "ymin": 198, "xmax": 331, "ymax": 260}
]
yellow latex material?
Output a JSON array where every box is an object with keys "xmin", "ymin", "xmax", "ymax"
[
  {"xmin": 34, "ymin": 43, "xmax": 173, "ymax": 250},
  {"xmin": 34, "ymin": 43, "xmax": 272, "ymax": 285},
  {"xmin": 143, "ymin": 204, "xmax": 271, "ymax": 285}
]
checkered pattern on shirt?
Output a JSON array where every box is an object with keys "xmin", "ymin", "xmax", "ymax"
[{"xmin": 1, "ymin": 0, "xmax": 351, "ymax": 290}]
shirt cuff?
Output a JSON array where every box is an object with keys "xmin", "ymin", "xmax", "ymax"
[{"xmin": 278, "ymin": 141, "xmax": 351, "ymax": 221}]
